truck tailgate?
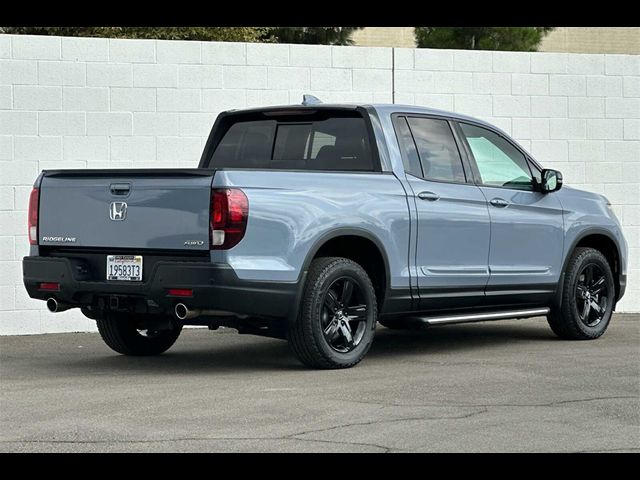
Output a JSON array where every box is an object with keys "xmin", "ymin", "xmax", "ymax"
[{"xmin": 38, "ymin": 169, "xmax": 214, "ymax": 251}]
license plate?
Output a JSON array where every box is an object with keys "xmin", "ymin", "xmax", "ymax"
[{"xmin": 106, "ymin": 255, "xmax": 143, "ymax": 281}]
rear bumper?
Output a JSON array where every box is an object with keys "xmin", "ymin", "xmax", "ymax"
[{"xmin": 23, "ymin": 256, "xmax": 298, "ymax": 319}]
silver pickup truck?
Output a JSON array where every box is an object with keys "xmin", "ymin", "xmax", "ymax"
[{"xmin": 23, "ymin": 99, "xmax": 628, "ymax": 369}]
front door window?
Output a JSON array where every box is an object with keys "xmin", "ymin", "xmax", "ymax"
[{"xmin": 460, "ymin": 123, "xmax": 533, "ymax": 191}]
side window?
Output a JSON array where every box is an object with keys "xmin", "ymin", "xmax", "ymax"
[
  {"xmin": 407, "ymin": 117, "xmax": 466, "ymax": 183},
  {"xmin": 459, "ymin": 123, "xmax": 533, "ymax": 191},
  {"xmin": 392, "ymin": 116, "xmax": 422, "ymax": 178}
]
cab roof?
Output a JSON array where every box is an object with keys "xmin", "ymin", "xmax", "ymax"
[{"xmin": 223, "ymin": 102, "xmax": 507, "ymax": 136}]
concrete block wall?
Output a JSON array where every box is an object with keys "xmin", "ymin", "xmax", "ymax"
[
  {"xmin": 0, "ymin": 35, "xmax": 393, "ymax": 334},
  {"xmin": 0, "ymin": 34, "xmax": 637, "ymax": 334}
]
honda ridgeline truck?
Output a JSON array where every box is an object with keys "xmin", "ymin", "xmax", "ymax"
[{"xmin": 23, "ymin": 99, "xmax": 628, "ymax": 368}]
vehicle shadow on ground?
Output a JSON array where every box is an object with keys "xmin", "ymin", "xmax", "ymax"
[
  {"xmin": 368, "ymin": 321, "xmax": 556, "ymax": 359},
  {"xmin": 42, "ymin": 321, "xmax": 558, "ymax": 374}
]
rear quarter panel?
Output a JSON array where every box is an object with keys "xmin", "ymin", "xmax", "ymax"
[{"xmin": 211, "ymin": 170, "xmax": 412, "ymax": 288}]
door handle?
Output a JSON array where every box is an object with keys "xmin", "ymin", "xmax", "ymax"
[
  {"xmin": 490, "ymin": 198, "xmax": 509, "ymax": 208},
  {"xmin": 418, "ymin": 191, "xmax": 440, "ymax": 202}
]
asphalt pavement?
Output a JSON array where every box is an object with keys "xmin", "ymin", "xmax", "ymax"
[{"xmin": 1, "ymin": 314, "xmax": 638, "ymax": 452}]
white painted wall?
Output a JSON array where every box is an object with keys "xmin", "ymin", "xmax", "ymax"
[{"xmin": 0, "ymin": 35, "xmax": 638, "ymax": 334}]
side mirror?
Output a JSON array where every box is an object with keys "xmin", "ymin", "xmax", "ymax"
[{"xmin": 541, "ymin": 169, "xmax": 563, "ymax": 193}]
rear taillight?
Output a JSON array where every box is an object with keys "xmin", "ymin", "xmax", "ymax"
[
  {"xmin": 210, "ymin": 189, "xmax": 248, "ymax": 250},
  {"xmin": 28, "ymin": 187, "xmax": 39, "ymax": 245}
]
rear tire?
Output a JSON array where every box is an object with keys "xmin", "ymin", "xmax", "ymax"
[
  {"xmin": 547, "ymin": 247, "xmax": 615, "ymax": 340},
  {"xmin": 97, "ymin": 313, "xmax": 182, "ymax": 356},
  {"xmin": 288, "ymin": 257, "xmax": 377, "ymax": 369}
]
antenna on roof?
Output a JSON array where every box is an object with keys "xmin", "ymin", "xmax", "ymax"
[{"xmin": 302, "ymin": 94, "xmax": 323, "ymax": 106}]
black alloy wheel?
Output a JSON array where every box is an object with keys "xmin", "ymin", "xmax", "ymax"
[
  {"xmin": 321, "ymin": 276, "xmax": 369, "ymax": 353},
  {"xmin": 575, "ymin": 263, "xmax": 610, "ymax": 328}
]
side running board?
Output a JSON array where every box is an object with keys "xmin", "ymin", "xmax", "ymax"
[{"xmin": 406, "ymin": 308, "xmax": 550, "ymax": 326}]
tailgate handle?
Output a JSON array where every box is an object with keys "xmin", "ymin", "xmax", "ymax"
[{"xmin": 110, "ymin": 183, "xmax": 131, "ymax": 196}]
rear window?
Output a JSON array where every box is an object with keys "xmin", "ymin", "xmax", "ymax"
[{"xmin": 207, "ymin": 113, "xmax": 375, "ymax": 171}]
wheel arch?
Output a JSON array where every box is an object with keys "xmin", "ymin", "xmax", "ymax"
[
  {"xmin": 288, "ymin": 228, "xmax": 391, "ymax": 325},
  {"xmin": 558, "ymin": 228, "xmax": 623, "ymax": 306}
]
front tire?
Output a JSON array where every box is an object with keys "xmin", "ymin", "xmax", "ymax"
[
  {"xmin": 97, "ymin": 313, "xmax": 182, "ymax": 356},
  {"xmin": 547, "ymin": 247, "xmax": 615, "ymax": 340},
  {"xmin": 288, "ymin": 257, "xmax": 378, "ymax": 369}
]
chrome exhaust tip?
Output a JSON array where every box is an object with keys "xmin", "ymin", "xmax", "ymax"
[
  {"xmin": 174, "ymin": 303, "xmax": 242, "ymax": 321},
  {"xmin": 175, "ymin": 303, "xmax": 192, "ymax": 321},
  {"xmin": 46, "ymin": 298, "xmax": 58, "ymax": 312},
  {"xmin": 46, "ymin": 298, "xmax": 72, "ymax": 313}
]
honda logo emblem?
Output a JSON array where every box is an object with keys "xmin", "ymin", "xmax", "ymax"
[{"xmin": 110, "ymin": 202, "xmax": 127, "ymax": 221}]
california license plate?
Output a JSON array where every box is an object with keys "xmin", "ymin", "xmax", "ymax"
[{"xmin": 106, "ymin": 255, "xmax": 143, "ymax": 281}]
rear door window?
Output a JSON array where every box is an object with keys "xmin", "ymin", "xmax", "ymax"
[
  {"xmin": 406, "ymin": 117, "xmax": 467, "ymax": 183},
  {"xmin": 209, "ymin": 114, "xmax": 375, "ymax": 171},
  {"xmin": 392, "ymin": 116, "xmax": 423, "ymax": 178}
]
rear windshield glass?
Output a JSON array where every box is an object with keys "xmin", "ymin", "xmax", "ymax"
[{"xmin": 208, "ymin": 113, "xmax": 375, "ymax": 171}]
